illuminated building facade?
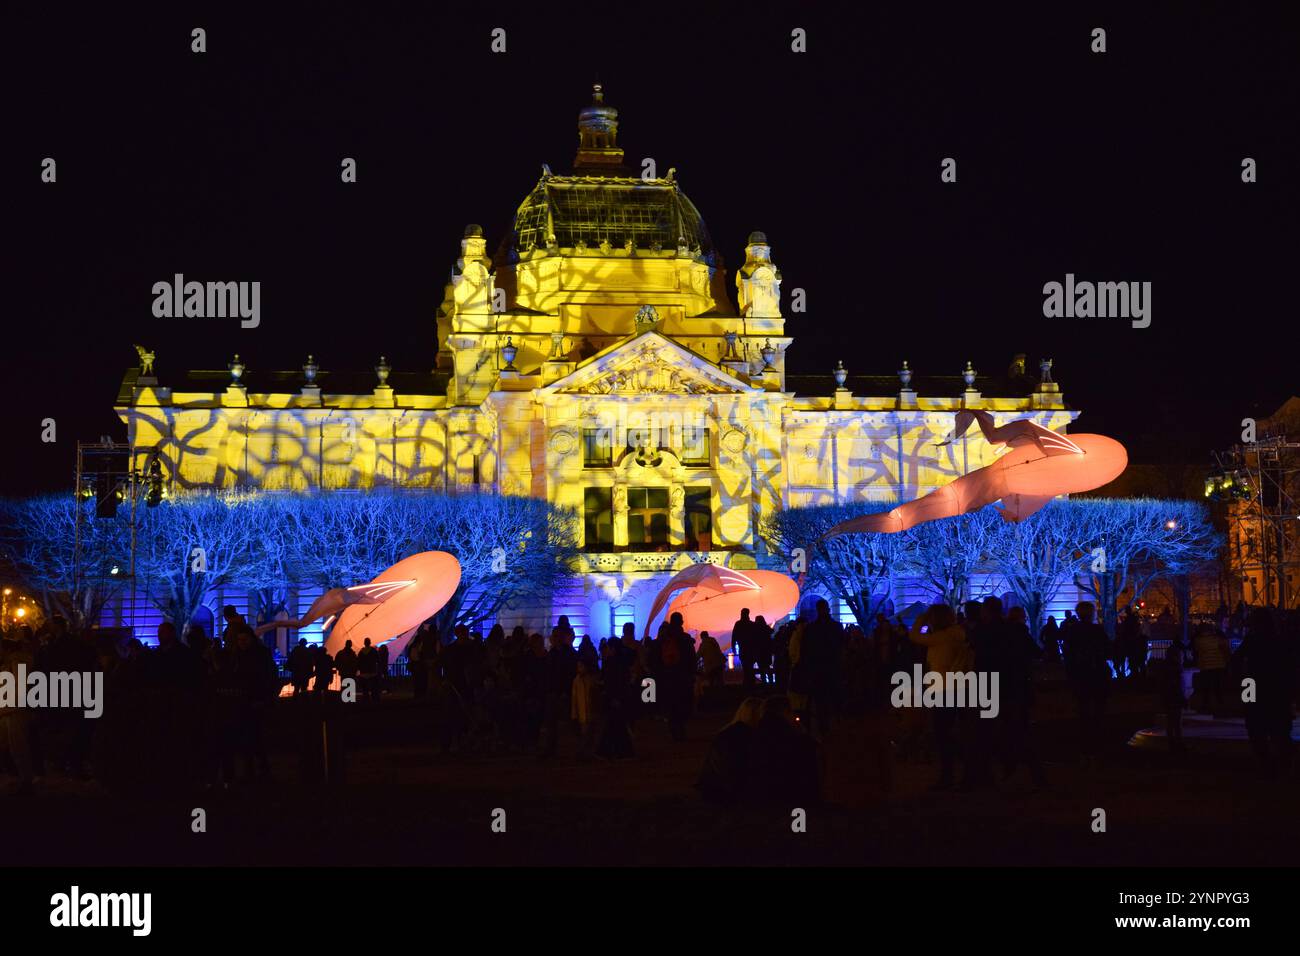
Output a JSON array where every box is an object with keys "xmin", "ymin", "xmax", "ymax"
[
  {"xmin": 1210, "ymin": 397, "xmax": 1300, "ymax": 609},
  {"xmin": 115, "ymin": 87, "xmax": 1078, "ymax": 641}
]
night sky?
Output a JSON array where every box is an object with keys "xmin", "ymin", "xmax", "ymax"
[{"xmin": 10, "ymin": 3, "xmax": 1298, "ymax": 496}]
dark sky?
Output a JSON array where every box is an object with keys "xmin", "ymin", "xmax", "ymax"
[{"xmin": 10, "ymin": 3, "xmax": 1298, "ymax": 495}]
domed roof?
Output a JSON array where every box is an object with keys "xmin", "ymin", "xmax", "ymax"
[
  {"xmin": 509, "ymin": 175, "xmax": 715, "ymax": 262},
  {"xmin": 504, "ymin": 86, "xmax": 716, "ymax": 264}
]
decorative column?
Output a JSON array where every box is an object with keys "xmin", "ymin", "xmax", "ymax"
[
  {"xmin": 670, "ymin": 483, "xmax": 686, "ymax": 549},
  {"xmin": 612, "ymin": 483, "xmax": 629, "ymax": 550}
]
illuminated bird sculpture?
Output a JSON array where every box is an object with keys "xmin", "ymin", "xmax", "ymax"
[
  {"xmin": 645, "ymin": 563, "xmax": 800, "ymax": 643},
  {"xmin": 253, "ymin": 580, "xmax": 417, "ymax": 637},
  {"xmin": 255, "ymin": 551, "xmax": 461, "ymax": 660},
  {"xmin": 823, "ymin": 409, "xmax": 1127, "ymax": 538}
]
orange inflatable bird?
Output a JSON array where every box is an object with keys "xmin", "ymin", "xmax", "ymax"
[{"xmin": 824, "ymin": 410, "xmax": 1127, "ymax": 537}]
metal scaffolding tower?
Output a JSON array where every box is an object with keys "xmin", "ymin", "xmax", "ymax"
[{"xmin": 1208, "ymin": 431, "xmax": 1300, "ymax": 610}]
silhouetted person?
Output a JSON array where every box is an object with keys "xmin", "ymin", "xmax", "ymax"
[
  {"xmin": 1158, "ymin": 634, "xmax": 1188, "ymax": 756},
  {"xmin": 1117, "ymin": 607, "xmax": 1147, "ymax": 678},
  {"xmin": 148, "ymin": 621, "xmax": 205, "ymax": 789},
  {"xmin": 696, "ymin": 698, "xmax": 762, "ymax": 803},
  {"xmin": 213, "ymin": 627, "xmax": 278, "ymax": 784},
  {"xmin": 570, "ymin": 660, "xmax": 600, "ymax": 759},
  {"xmin": 407, "ymin": 622, "xmax": 435, "ymax": 699},
  {"xmin": 698, "ymin": 630, "xmax": 725, "ymax": 690},
  {"xmin": 288, "ymin": 638, "xmax": 313, "ymax": 696},
  {"xmin": 1001, "ymin": 605, "xmax": 1046, "ymax": 787},
  {"xmin": 1063, "ymin": 601, "xmax": 1110, "ymax": 762},
  {"xmin": 772, "ymin": 622, "xmax": 792, "ymax": 693},
  {"xmin": 577, "ymin": 635, "xmax": 599, "ymax": 672},
  {"xmin": 312, "ymin": 643, "xmax": 334, "ymax": 694},
  {"xmin": 335, "ymin": 640, "xmax": 359, "ymax": 684},
  {"xmin": 357, "ymin": 638, "xmax": 380, "ymax": 703},
  {"xmin": 908, "ymin": 604, "xmax": 972, "ymax": 790},
  {"xmin": 656, "ymin": 612, "xmax": 694, "ymax": 741},
  {"xmin": 1039, "ymin": 615, "xmax": 1061, "ymax": 662},
  {"xmin": 753, "ymin": 615, "xmax": 774, "ymax": 685},
  {"xmin": 1192, "ymin": 622, "xmax": 1230, "ymax": 715},
  {"xmin": 539, "ymin": 624, "xmax": 577, "ymax": 758},
  {"xmin": 799, "ymin": 600, "xmax": 843, "ymax": 737},
  {"xmin": 596, "ymin": 632, "xmax": 635, "ymax": 759},
  {"xmin": 221, "ymin": 605, "xmax": 255, "ymax": 650},
  {"xmin": 45, "ymin": 615, "xmax": 98, "ymax": 778},
  {"xmin": 750, "ymin": 696, "xmax": 823, "ymax": 805},
  {"xmin": 376, "ymin": 642, "xmax": 390, "ymax": 694},
  {"xmin": 0, "ymin": 626, "xmax": 36, "ymax": 794},
  {"xmin": 732, "ymin": 609, "xmax": 756, "ymax": 686},
  {"xmin": 1235, "ymin": 609, "xmax": 1295, "ymax": 777}
]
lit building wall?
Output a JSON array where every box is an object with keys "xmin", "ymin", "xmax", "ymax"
[{"xmin": 114, "ymin": 87, "xmax": 1079, "ymax": 640}]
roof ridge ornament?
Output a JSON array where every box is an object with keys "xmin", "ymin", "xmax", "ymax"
[{"xmin": 634, "ymin": 304, "xmax": 660, "ymax": 332}]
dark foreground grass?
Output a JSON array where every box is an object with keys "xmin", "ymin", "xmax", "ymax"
[{"xmin": 5, "ymin": 676, "xmax": 1297, "ymax": 867}]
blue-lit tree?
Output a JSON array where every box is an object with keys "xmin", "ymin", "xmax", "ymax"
[
  {"xmin": 403, "ymin": 492, "xmax": 580, "ymax": 632},
  {"xmin": 133, "ymin": 492, "xmax": 261, "ymax": 631},
  {"xmin": 901, "ymin": 507, "xmax": 1003, "ymax": 610},
  {"xmin": 1067, "ymin": 497, "xmax": 1221, "ymax": 638},
  {"xmin": 235, "ymin": 491, "xmax": 580, "ymax": 633},
  {"xmin": 0, "ymin": 494, "xmax": 131, "ymax": 629},
  {"xmin": 760, "ymin": 502, "xmax": 904, "ymax": 625},
  {"xmin": 985, "ymin": 501, "xmax": 1086, "ymax": 638}
]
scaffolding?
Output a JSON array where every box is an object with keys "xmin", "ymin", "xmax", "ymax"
[
  {"xmin": 1208, "ymin": 431, "xmax": 1300, "ymax": 610},
  {"xmin": 73, "ymin": 440, "xmax": 138, "ymax": 631}
]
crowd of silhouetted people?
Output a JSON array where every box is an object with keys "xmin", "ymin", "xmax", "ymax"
[
  {"xmin": 0, "ymin": 606, "xmax": 288, "ymax": 793},
  {"xmin": 2, "ymin": 595, "xmax": 1296, "ymax": 797}
]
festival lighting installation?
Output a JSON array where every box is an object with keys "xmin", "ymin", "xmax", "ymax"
[
  {"xmin": 825, "ymin": 410, "xmax": 1128, "ymax": 536},
  {"xmin": 646, "ymin": 563, "xmax": 800, "ymax": 643},
  {"xmin": 259, "ymin": 551, "xmax": 460, "ymax": 658},
  {"xmin": 321, "ymin": 551, "xmax": 462, "ymax": 658}
]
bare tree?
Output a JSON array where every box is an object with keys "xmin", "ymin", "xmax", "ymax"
[
  {"xmin": 133, "ymin": 492, "xmax": 260, "ymax": 630},
  {"xmin": 760, "ymin": 502, "xmax": 903, "ymax": 626},
  {"xmin": 987, "ymin": 502, "xmax": 1084, "ymax": 638},
  {"xmin": 1068, "ymin": 498, "xmax": 1221, "ymax": 637},
  {"xmin": 901, "ymin": 508, "xmax": 1003, "ymax": 610},
  {"xmin": 0, "ymin": 494, "xmax": 131, "ymax": 629}
]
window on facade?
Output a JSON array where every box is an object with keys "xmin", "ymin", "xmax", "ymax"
[
  {"xmin": 680, "ymin": 427, "xmax": 710, "ymax": 466},
  {"xmin": 684, "ymin": 486, "xmax": 712, "ymax": 550},
  {"xmin": 582, "ymin": 428, "xmax": 612, "ymax": 468},
  {"xmin": 627, "ymin": 487, "xmax": 670, "ymax": 550},
  {"xmin": 584, "ymin": 487, "xmax": 614, "ymax": 550}
]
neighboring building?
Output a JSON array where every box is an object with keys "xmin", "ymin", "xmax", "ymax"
[
  {"xmin": 1210, "ymin": 396, "xmax": 1300, "ymax": 609},
  {"xmin": 113, "ymin": 86, "xmax": 1080, "ymax": 642}
]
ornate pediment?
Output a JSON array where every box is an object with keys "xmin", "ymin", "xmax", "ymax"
[{"xmin": 543, "ymin": 332, "xmax": 751, "ymax": 397}]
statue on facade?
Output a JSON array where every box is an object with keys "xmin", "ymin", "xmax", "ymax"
[
  {"xmin": 634, "ymin": 304, "xmax": 660, "ymax": 333},
  {"xmin": 134, "ymin": 344, "xmax": 156, "ymax": 377}
]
